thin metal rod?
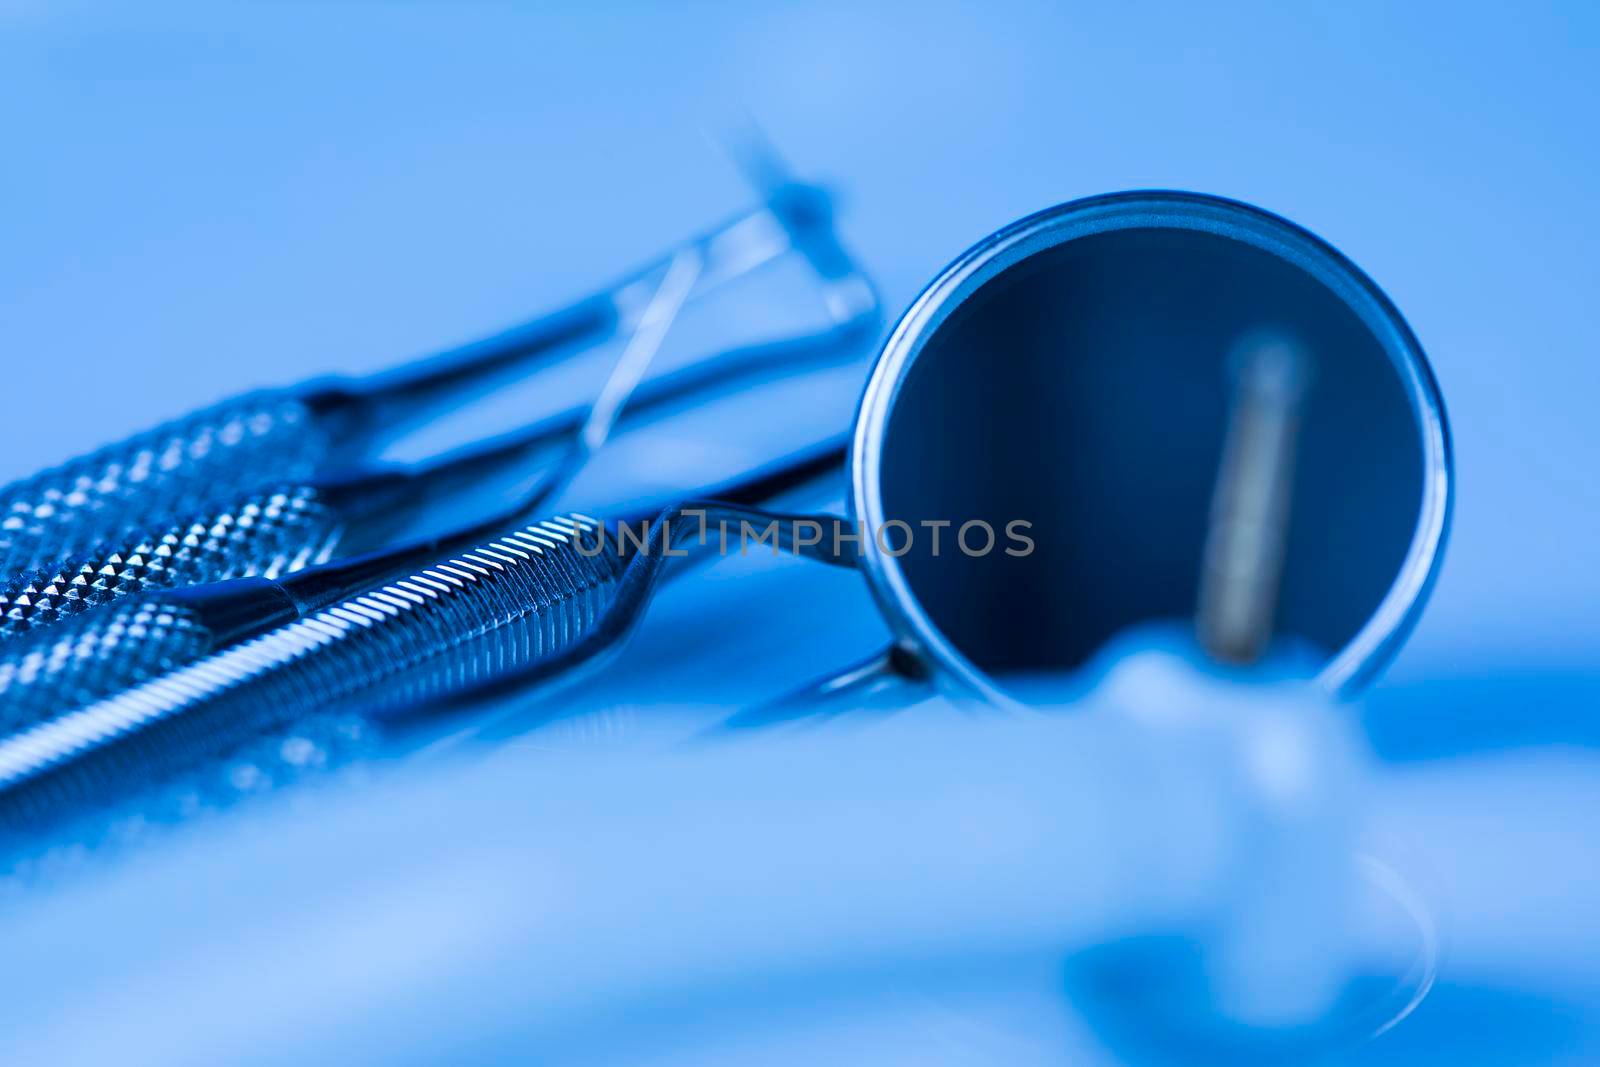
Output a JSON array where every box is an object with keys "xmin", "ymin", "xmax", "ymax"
[
  {"xmin": 394, "ymin": 316, "xmax": 876, "ymax": 507},
  {"xmin": 1196, "ymin": 329, "xmax": 1314, "ymax": 665},
  {"xmin": 329, "ymin": 205, "xmax": 782, "ymax": 439},
  {"xmin": 277, "ymin": 248, "xmax": 702, "ymax": 615},
  {"xmin": 581, "ymin": 250, "xmax": 703, "ymax": 454},
  {"xmin": 386, "ymin": 447, "xmax": 851, "ymax": 726},
  {"xmin": 499, "ymin": 245, "xmax": 703, "ymax": 524}
]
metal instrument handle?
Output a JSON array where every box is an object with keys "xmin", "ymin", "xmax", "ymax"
[
  {"xmin": 0, "ymin": 485, "xmax": 341, "ymax": 644},
  {"xmin": 0, "ymin": 580, "xmax": 301, "ymax": 739},
  {"xmin": 0, "ymin": 391, "xmax": 326, "ymax": 577},
  {"xmin": 0, "ymin": 439, "xmax": 849, "ymax": 836},
  {"xmin": 0, "ymin": 516, "xmax": 625, "ymax": 835}
]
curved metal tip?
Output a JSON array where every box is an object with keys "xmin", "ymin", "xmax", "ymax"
[
  {"xmin": 715, "ymin": 120, "xmax": 882, "ymax": 328},
  {"xmin": 1227, "ymin": 327, "xmax": 1315, "ymax": 405},
  {"xmin": 719, "ymin": 117, "xmax": 795, "ymax": 198}
]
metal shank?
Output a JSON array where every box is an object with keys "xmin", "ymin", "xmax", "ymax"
[{"xmin": 0, "ymin": 516, "xmax": 625, "ymax": 835}]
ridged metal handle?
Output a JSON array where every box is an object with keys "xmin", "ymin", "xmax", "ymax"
[
  {"xmin": 3, "ymin": 710, "xmax": 380, "ymax": 884},
  {"xmin": 0, "ymin": 599, "xmax": 226, "ymax": 739},
  {"xmin": 0, "ymin": 391, "xmax": 327, "ymax": 576},
  {"xmin": 0, "ymin": 484, "xmax": 338, "ymax": 643},
  {"xmin": 0, "ymin": 516, "xmax": 626, "ymax": 833}
]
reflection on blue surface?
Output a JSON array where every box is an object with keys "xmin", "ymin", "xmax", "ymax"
[{"xmin": 3, "ymin": 2, "xmax": 1599, "ymax": 1063}]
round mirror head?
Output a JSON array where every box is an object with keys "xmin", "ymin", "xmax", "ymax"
[{"xmin": 851, "ymin": 192, "xmax": 1452, "ymax": 703}]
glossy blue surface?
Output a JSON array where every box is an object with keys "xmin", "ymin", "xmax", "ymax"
[{"xmin": 3, "ymin": 3, "xmax": 1598, "ymax": 1063}]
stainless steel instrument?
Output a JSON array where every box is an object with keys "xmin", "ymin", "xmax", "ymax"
[
  {"xmin": 0, "ymin": 441, "xmax": 846, "ymax": 840},
  {"xmin": 0, "ymin": 158, "xmax": 870, "ymax": 579},
  {"xmin": 0, "ymin": 190, "xmax": 1454, "ymax": 858}
]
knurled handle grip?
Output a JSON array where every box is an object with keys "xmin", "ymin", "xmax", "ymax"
[
  {"xmin": 0, "ymin": 484, "xmax": 339, "ymax": 643},
  {"xmin": 3, "ymin": 710, "xmax": 379, "ymax": 882},
  {"xmin": 0, "ymin": 598, "xmax": 225, "ymax": 739},
  {"xmin": 0, "ymin": 516, "xmax": 627, "ymax": 831},
  {"xmin": 0, "ymin": 390, "xmax": 329, "ymax": 576}
]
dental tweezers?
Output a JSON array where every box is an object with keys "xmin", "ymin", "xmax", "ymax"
[
  {"xmin": 0, "ymin": 166, "xmax": 866, "ymax": 578},
  {"xmin": 0, "ymin": 141, "xmax": 877, "ymax": 631},
  {"xmin": 0, "ymin": 320, "xmax": 874, "ymax": 643},
  {"xmin": 0, "ymin": 211, "xmax": 876, "ymax": 733}
]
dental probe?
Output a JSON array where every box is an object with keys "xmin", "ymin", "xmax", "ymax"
[
  {"xmin": 0, "ymin": 315, "xmax": 875, "ymax": 645},
  {"xmin": 0, "ymin": 245, "xmax": 703, "ymax": 734},
  {"xmin": 0, "ymin": 153, "xmax": 858, "ymax": 577},
  {"xmin": 0, "ymin": 439, "xmax": 847, "ymax": 836}
]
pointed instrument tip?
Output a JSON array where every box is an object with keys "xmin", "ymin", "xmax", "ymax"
[{"xmin": 715, "ymin": 116, "xmax": 794, "ymax": 198}]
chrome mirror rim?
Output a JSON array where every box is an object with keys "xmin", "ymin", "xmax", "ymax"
[{"xmin": 850, "ymin": 190, "xmax": 1454, "ymax": 702}]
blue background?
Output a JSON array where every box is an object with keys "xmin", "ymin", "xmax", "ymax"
[
  {"xmin": 3, "ymin": 3, "xmax": 1598, "ymax": 1062},
  {"xmin": 5, "ymin": 2, "xmax": 1598, "ymax": 677}
]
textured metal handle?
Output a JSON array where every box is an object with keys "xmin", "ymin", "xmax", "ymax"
[
  {"xmin": 3, "ymin": 710, "xmax": 380, "ymax": 883},
  {"xmin": 0, "ymin": 516, "xmax": 626, "ymax": 833},
  {"xmin": 0, "ymin": 390, "xmax": 328, "ymax": 576},
  {"xmin": 0, "ymin": 484, "xmax": 339, "ymax": 643},
  {"xmin": 0, "ymin": 598, "xmax": 226, "ymax": 740}
]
